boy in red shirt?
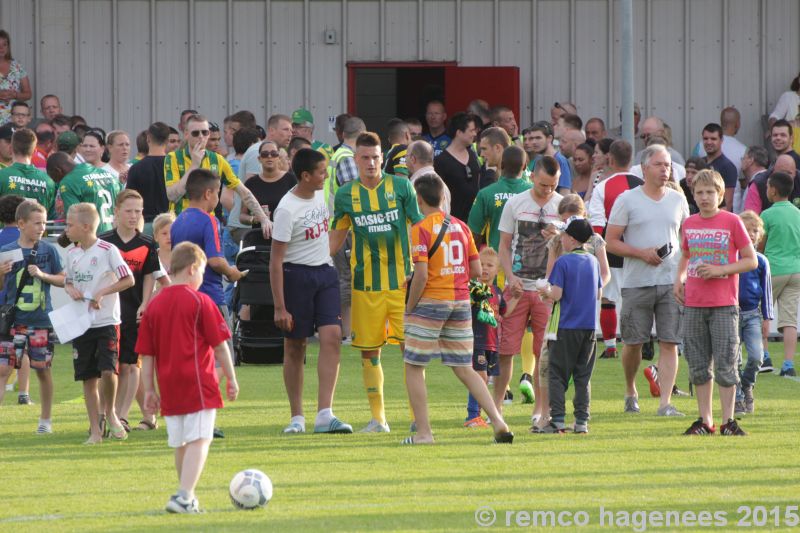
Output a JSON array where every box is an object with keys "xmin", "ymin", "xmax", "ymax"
[
  {"xmin": 403, "ymin": 174, "xmax": 513, "ymax": 445},
  {"xmin": 137, "ymin": 242, "xmax": 239, "ymax": 513},
  {"xmin": 674, "ymin": 170, "xmax": 756, "ymax": 436}
]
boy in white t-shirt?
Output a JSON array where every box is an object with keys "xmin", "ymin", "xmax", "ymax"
[
  {"xmin": 269, "ymin": 148, "xmax": 352, "ymax": 435},
  {"xmin": 64, "ymin": 203, "xmax": 134, "ymax": 444}
]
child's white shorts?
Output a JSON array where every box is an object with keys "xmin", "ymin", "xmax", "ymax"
[{"xmin": 165, "ymin": 409, "xmax": 217, "ymax": 448}]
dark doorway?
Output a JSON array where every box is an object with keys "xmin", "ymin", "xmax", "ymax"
[{"xmin": 348, "ymin": 62, "xmax": 520, "ymax": 141}]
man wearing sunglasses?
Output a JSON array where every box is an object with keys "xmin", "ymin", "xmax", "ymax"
[{"xmin": 164, "ymin": 114, "xmax": 271, "ymax": 240}]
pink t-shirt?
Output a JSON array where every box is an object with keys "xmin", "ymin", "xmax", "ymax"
[{"xmin": 681, "ymin": 211, "xmax": 751, "ymax": 307}]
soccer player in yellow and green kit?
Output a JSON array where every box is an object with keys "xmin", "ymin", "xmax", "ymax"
[{"xmin": 330, "ymin": 132, "xmax": 423, "ymax": 433}]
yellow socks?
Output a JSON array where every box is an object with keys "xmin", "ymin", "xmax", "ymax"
[
  {"xmin": 362, "ymin": 357, "xmax": 385, "ymax": 425},
  {"xmin": 521, "ymin": 329, "xmax": 536, "ymax": 376}
]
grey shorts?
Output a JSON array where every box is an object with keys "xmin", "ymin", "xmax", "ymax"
[
  {"xmin": 333, "ymin": 235, "xmax": 352, "ymax": 307},
  {"xmin": 620, "ymin": 285, "xmax": 681, "ymax": 345},
  {"xmin": 683, "ymin": 306, "xmax": 740, "ymax": 387}
]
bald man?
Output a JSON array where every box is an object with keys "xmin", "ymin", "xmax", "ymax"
[
  {"xmin": 634, "ymin": 117, "xmax": 685, "ymax": 166},
  {"xmin": 691, "ymin": 107, "xmax": 747, "ymax": 174}
]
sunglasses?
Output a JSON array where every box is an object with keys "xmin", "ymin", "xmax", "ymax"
[
  {"xmin": 190, "ymin": 129, "xmax": 210, "ymax": 137},
  {"xmin": 260, "ymin": 150, "xmax": 280, "ymax": 158}
]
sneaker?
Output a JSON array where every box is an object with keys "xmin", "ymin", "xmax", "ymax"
[
  {"xmin": 341, "ymin": 336, "xmax": 352, "ymax": 345},
  {"xmin": 671, "ymin": 384, "xmax": 690, "ymax": 397},
  {"xmin": 759, "ymin": 357, "xmax": 774, "ymax": 373},
  {"xmin": 599, "ymin": 347, "xmax": 617, "ymax": 359},
  {"xmin": 36, "ymin": 423, "xmax": 52, "ymax": 434},
  {"xmin": 518, "ymin": 374, "xmax": 534, "ymax": 404},
  {"xmin": 656, "ymin": 404, "xmax": 685, "ymax": 417},
  {"xmin": 17, "ymin": 394, "xmax": 33, "ymax": 405},
  {"xmin": 359, "ymin": 419, "xmax": 390, "ymax": 433},
  {"xmin": 780, "ymin": 366, "xmax": 797, "ymax": 377},
  {"xmin": 720, "ymin": 418, "xmax": 747, "ymax": 436},
  {"xmin": 531, "ymin": 421, "xmax": 567, "ymax": 434},
  {"xmin": 734, "ymin": 400, "xmax": 747, "ymax": 417},
  {"xmin": 282, "ymin": 422, "xmax": 306, "ymax": 434},
  {"xmin": 573, "ymin": 421, "xmax": 589, "ymax": 434},
  {"xmin": 744, "ymin": 387, "xmax": 754, "ymax": 414},
  {"xmin": 313, "ymin": 417, "xmax": 352, "ymax": 434},
  {"xmin": 643, "ymin": 365, "xmax": 661, "ymax": 397},
  {"xmin": 165, "ymin": 494, "xmax": 200, "ymax": 514},
  {"xmin": 683, "ymin": 418, "xmax": 715, "ymax": 435},
  {"xmin": 4, "ymin": 383, "xmax": 13, "ymax": 392},
  {"xmin": 624, "ymin": 395, "xmax": 640, "ymax": 413},
  {"xmin": 503, "ymin": 390, "xmax": 514, "ymax": 405},
  {"xmin": 463, "ymin": 416, "xmax": 489, "ymax": 428},
  {"xmin": 213, "ymin": 427, "xmax": 225, "ymax": 438},
  {"xmin": 641, "ymin": 339, "xmax": 655, "ymax": 361}
]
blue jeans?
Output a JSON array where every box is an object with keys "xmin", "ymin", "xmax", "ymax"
[
  {"xmin": 222, "ymin": 227, "xmax": 239, "ymax": 311},
  {"xmin": 738, "ymin": 308, "xmax": 763, "ymax": 392}
]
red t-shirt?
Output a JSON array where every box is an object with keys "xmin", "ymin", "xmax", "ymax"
[
  {"xmin": 680, "ymin": 210, "xmax": 751, "ymax": 308},
  {"xmin": 135, "ymin": 284, "xmax": 231, "ymax": 416}
]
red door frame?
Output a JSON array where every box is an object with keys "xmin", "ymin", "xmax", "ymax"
[{"xmin": 346, "ymin": 62, "xmax": 457, "ymax": 115}]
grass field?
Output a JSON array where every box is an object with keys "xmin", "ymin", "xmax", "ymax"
[{"xmin": 1, "ymin": 341, "xmax": 799, "ymax": 532}]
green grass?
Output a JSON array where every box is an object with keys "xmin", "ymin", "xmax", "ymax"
[{"xmin": 1, "ymin": 342, "xmax": 799, "ymax": 532}]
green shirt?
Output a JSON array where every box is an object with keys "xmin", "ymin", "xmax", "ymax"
[
  {"xmin": 467, "ymin": 176, "xmax": 532, "ymax": 252},
  {"xmin": 332, "ymin": 173, "xmax": 423, "ymax": 291},
  {"xmin": 59, "ymin": 163, "xmax": 122, "ymax": 233},
  {"xmin": 0, "ymin": 162, "xmax": 57, "ymax": 218},
  {"xmin": 761, "ymin": 200, "xmax": 800, "ymax": 276}
]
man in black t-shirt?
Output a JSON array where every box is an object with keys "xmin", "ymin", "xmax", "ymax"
[
  {"xmin": 702, "ymin": 123, "xmax": 737, "ymax": 211},
  {"xmin": 433, "ymin": 112, "xmax": 481, "ymax": 221},
  {"xmin": 126, "ymin": 122, "xmax": 171, "ymax": 233}
]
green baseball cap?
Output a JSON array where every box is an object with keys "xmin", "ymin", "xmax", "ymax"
[
  {"xmin": 291, "ymin": 107, "xmax": 314, "ymax": 127},
  {"xmin": 57, "ymin": 131, "xmax": 80, "ymax": 152}
]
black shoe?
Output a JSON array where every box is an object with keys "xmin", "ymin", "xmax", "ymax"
[
  {"xmin": 641, "ymin": 339, "xmax": 655, "ymax": 361},
  {"xmin": 17, "ymin": 394, "xmax": 32, "ymax": 405},
  {"xmin": 213, "ymin": 427, "xmax": 225, "ymax": 439},
  {"xmin": 599, "ymin": 347, "xmax": 618, "ymax": 359},
  {"xmin": 503, "ymin": 390, "xmax": 514, "ymax": 404},
  {"xmin": 759, "ymin": 357, "xmax": 774, "ymax": 373},
  {"xmin": 683, "ymin": 418, "xmax": 715, "ymax": 435},
  {"xmin": 720, "ymin": 418, "xmax": 747, "ymax": 436},
  {"xmin": 493, "ymin": 431, "xmax": 514, "ymax": 444},
  {"xmin": 779, "ymin": 366, "xmax": 797, "ymax": 377}
]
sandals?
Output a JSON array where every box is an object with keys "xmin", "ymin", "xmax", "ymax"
[
  {"xmin": 133, "ymin": 419, "xmax": 158, "ymax": 431},
  {"xmin": 120, "ymin": 418, "xmax": 131, "ymax": 433},
  {"xmin": 107, "ymin": 424, "xmax": 128, "ymax": 441}
]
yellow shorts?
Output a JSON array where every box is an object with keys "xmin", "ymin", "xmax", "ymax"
[{"xmin": 351, "ymin": 289, "xmax": 405, "ymax": 350}]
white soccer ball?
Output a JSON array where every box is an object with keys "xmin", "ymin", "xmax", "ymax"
[{"xmin": 229, "ymin": 469, "xmax": 272, "ymax": 510}]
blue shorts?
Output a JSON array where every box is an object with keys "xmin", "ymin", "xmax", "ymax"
[
  {"xmin": 283, "ymin": 263, "xmax": 342, "ymax": 339},
  {"xmin": 472, "ymin": 349, "xmax": 498, "ymax": 373}
]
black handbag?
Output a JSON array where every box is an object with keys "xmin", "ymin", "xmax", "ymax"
[
  {"xmin": 0, "ymin": 242, "xmax": 39, "ymax": 336},
  {"xmin": 406, "ymin": 215, "xmax": 451, "ymax": 304}
]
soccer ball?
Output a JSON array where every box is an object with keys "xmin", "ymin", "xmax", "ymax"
[{"xmin": 229, "ymin": 469, "xmax": 272, "ymax": 510}]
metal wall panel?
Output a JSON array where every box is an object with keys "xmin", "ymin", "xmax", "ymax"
[{"xmin": 1, "ymin": 0, "xmax": 799, "ymax": 151}]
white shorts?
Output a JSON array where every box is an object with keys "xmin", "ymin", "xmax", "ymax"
[
  {"xmin": 604, "ymin": 267, "xmax": 622, "ymax": 303},
  {"xmin": 165, "ymin": 409, "xmax": 217, "ymax": 448}
]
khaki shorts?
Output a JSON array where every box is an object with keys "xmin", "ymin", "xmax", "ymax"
[
  {"xmin": 772, "ymin": 273, "xmax": 800, "ymax": 331},
  {"xmin": 620, "ymin": 285, "xmax": 681, "ymax": 345}
]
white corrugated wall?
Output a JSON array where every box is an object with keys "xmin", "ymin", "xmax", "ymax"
[{"xmin": 0, "ymin": 0, "xmax": 797, "ymax": 153}]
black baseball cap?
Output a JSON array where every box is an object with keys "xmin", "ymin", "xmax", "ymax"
[{"xmin": 0, "ymin": 123, "xmax": 16, "ymax": 141}]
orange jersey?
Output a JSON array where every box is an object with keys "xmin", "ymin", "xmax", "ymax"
[{"xmin": 411, "ymin": 211, "xmax": 479, "ymax": 301}]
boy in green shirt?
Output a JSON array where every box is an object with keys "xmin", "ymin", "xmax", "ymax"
[
  {"xmin": 760, "ymin": 171, "xmax": 800, "ymax": 377},
  {"xmin": 0, "ymin": 128, "xmax": 56, "ymax": 218}
]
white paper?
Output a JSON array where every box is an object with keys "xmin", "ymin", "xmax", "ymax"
[
  {"xmin": 48, "ymin": 300, "xmax": 96, "ymax": 344},
  {"xmin": 0, "ymin": 248, "xmax": 24, "ymax": 264}
]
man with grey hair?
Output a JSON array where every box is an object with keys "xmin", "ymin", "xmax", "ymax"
[
  {"xmin": 606, "ymin": 144, "xmax": 690, "ymax": 417},
  {"xmin": 737, "ymin": 146, "xmax": 769, "ymax": 213},
  {"xmin": 467, "ymin": 99, "xmax": 491, "ymax": 128},
  {"xmin": 407, "ymin": 139, "xmax": 450, "ymax": 213},
  {"xmin": 585, "ymin": 117, "xmax": 607, "ymax": 143}
]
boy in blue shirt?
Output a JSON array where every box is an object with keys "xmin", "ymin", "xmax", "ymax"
[
  {"xmin": 0, "ymin": 201, "xmax": 65, "ymax": 433},
  {"xmin": 0, "ymin": 194, "xmax": 24, "ymax": 395},
  {"xmin": 536, "ymin": 218, "xmax": 601, "ymax": 434},
  {"xmin": 735, "ymin": 211, "xmax": 774, "ymax": 415}
]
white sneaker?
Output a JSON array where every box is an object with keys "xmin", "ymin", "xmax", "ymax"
[
  {"xmin": 282, "ymin": 421, "xmax": 306, "ymax": 434},
  {"xmin": 165, "ymin": 494, "xmax": 200, "ymax": 514},
  {"xmin": 36, "ymin": 423, "xmax": 52, "ymax": 434},
  {"xmin": 359, "ymin": 419, "xmax": 390, "ymax": 433},
  {"xmin": 4, "ymin": 383, "xmax": 13, "ymax": 392}
]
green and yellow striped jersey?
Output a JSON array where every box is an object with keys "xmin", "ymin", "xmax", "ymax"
[
  {"xmin": 332, "ymin": 173, "xmax": 423, "ymax": 292},
  {"xmin": 164, "ymin": 147, "xmax": 240, "ymax": 215},
  {"xmin": 312, "ymin": 140, "xmax": 334, "ymax": 161}
]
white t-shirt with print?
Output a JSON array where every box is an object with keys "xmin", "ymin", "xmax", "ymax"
[
  {"xmin": 272, "ymin": 189, "xmax": 334, "ymax": 267},
  {"xmin": 65, "ymin": 239, "xmax": 133, "ymax": 327},
  {"xmin": 497, "ymin": 190, "xmax": 563, "ymax": 289}
]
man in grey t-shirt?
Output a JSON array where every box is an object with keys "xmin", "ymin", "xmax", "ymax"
[{"xmin": 607, "ymin": 144, "xmax": 690, "ymax": 417}]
